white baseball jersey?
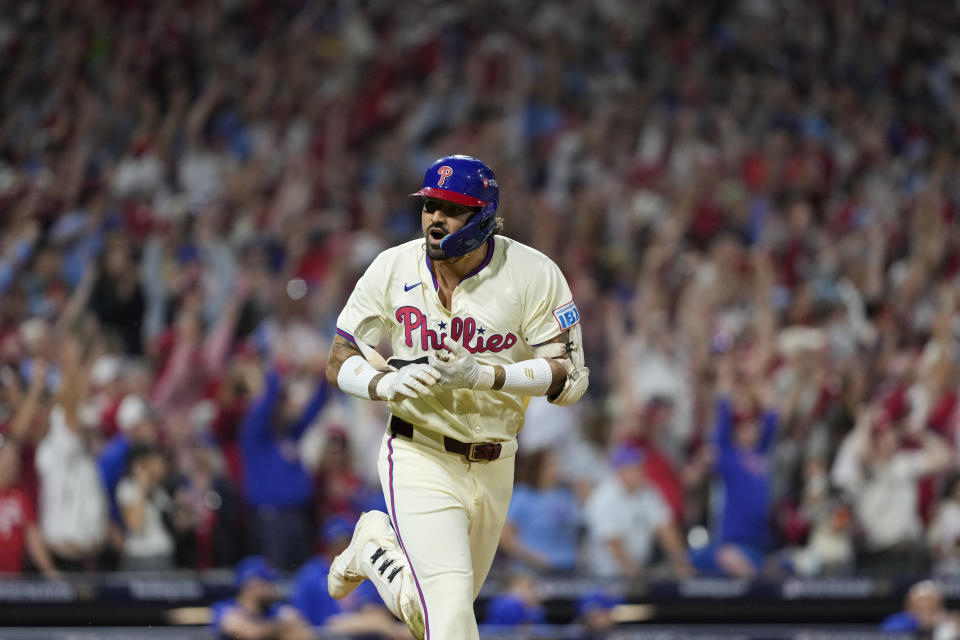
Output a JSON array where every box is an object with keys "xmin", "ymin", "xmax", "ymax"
[{"xmin": 336, "ymin": 234, "xmax": 581, "ymax": 443}]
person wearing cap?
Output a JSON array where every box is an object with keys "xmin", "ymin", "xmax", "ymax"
[
  {"xmin": 583, "ymin": 444, "xmax": 691, "ymax": 578},
  {"xmin": 481, "ymin": 573, "xmax": 546, "ymax": 628},
  {"xmin": 211, "ymin": 556, "xmax": 313, "ymax": 640},
  {"xmin": 880, "ymin": 580, "xmax": 960, "ymax": 637},
  {"xmin": 576, "ymin": 589, "xmax": 624, "ymax": 638}
]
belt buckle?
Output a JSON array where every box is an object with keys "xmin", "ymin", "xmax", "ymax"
[
  {"xmin": 466, "ymin": 442, "xmax": 501, "ymax": 462},
  {"xmin": 467, "ymin": 443, "xmax": 483, "ymax": 462}
]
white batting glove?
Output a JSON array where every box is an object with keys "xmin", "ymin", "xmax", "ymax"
[
  {"xmin": 375, "ymin": 364, "xmax": 441, "ymax": 400},
  {"xmin": 428, "ymin": 337, "xmax": 494, "ymax": 390}
]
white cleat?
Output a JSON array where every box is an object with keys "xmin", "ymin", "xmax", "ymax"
[
  {"xmin": 328, "ymin": 510, "xmax": 399, "ymax": 599},
  {"xmin": 327, "ymin": 510, "xmax": 424, "ymax": 639}
]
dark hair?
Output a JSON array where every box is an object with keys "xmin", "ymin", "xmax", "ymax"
[
  {"xmin": 125, "ymin": 443, "xmax": 164, "ymax": 474},
  {"xmin": 944, "ymin": 472, "xmax": 960, "ymax": 500},
  {"xmin": 514, "ymin": 449, "xmax": 551, "ymax": 489}
]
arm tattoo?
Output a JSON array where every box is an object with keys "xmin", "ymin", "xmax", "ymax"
[
  {"xmin": 369, "ymin": 372, "xmax": 388, "ymax": 400},
  {"xmin": 326, "ymin": 335, "xmax": 364, "ymax": 387},
  {"xmin": 491, "ymin": 365, "xmax": 506, "ymax": 391}
]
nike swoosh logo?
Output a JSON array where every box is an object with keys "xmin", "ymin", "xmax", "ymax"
[{"xmin": 404, "ymin": 282, "xmax": 422, "ymax": 292}]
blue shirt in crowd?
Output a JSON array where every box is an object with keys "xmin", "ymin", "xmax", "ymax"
[
  {"xmin": 98, "ymin": 434, "xmax": 130, "ymax": 522},
  {"xmin": 507, "ymin": 484, "xmax": 581, "ymax": 572},
  {"xmin": 483, "ymin": 593, "xmax": 546, "ymax": 626},
  {"xmin": 714, "ymin": 397, "xmax": 778, "ymax": 550},
  {"xmin": 241, "ymin": 370, "xmax": 326, "ymax": 508}
]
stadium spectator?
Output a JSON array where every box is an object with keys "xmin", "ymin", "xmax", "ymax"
[
  {"xmin": 241, "ymin": 367, "xmax": 327, "ymax": 570},
  {"xmin": 880, "ymin": 580, "xmax": 960, "ymax": 638},
  {"xmin": 583, "ymin": 444, "xmax": 692, "ymax": 578},
  {"xmin": 98, "ymin": 394, "xmax": 158, "ymax": 520},
  {"xmin": 0, "ymin": 434, "xmax": 58, "ymax": 578},
  {"xmin": 499, "ymin": 449, "xmax": 581, "ymax": 573},
  {"xmin": 116, "ymin": 444, "xmax": 174, "ymax": 571},
  {"xmin": 576, "ymin": 589, "xmax": 625, "ymax": 638},
  {"xmin": 482, "ymin": 573, "xmax": 546, "ymax": 627},
  {"xmin": 35, "ymin": 338, "xmax": 108, "ymax": 571},
  {"xmin": 832, "ymin": 403, "xmax": 952, "ymax": 575},
  {"xmin": 930, "ymin": 474, "xmax": 960, "ymax": 575},
  {"xmin": 784, "ymin": 499, "xmax": 855, "ymax": 577},
  {"xmin": 87, "ymin": 236, "xmax": 146, "ymax": 356},
  {"xmin": 211, "ymin": 556, "xmax": 313, "ymax": 640},
  {"xmin": 0, "ymin": 343, "xmax": 49, "ymax": 507},
  {"xmin": 170, "ymin": 434, "xmax": 243, "ymax": 569},
  {"xmin": 692, "ymin": 370, "xmax": 779, "ymax": 578},
  {"xmin": 614, "ymin": 396, "xmax": 687, "ymax": 524}
]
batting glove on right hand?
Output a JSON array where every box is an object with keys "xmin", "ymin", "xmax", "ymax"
[{"xmin": 375, "ymin": 363, "xmax": 441, "ymax": 401}]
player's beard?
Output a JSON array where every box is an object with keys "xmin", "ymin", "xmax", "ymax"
[{"xmin": 424, "ymin": 223, "xmax": 450, "ymax": 260}]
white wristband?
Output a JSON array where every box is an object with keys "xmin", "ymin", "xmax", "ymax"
[
  {"xmin": 498, "ymin": 358, "xmax": 553, "ymax": 396},
  {"xmin": 337, "ymin": 355, "xmax": 381, "ymax": 400}
]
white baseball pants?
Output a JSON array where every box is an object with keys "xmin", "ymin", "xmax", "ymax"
[{"xmin": 377, "ymin": 432, "xmax": 515, "ymax": 640}]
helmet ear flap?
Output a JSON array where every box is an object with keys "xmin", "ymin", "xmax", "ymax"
[{"xmin": 439, "ymin": 210, "xmax": 497, "ymax": 258}]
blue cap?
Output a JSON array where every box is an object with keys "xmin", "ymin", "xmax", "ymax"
[
  {"xmin": 235, "ymin": 556, "xmax": 278, "ymax": 588},
  {"xmin": 610, "ymin": 444, "xmax": 646, "ymax": 468},
  {"xmin": 577, "ymin": 589, "xmax": 624, "ymax": 618},
  {"xmin": 322, "ymin": 515, "xmax": 356, "ymax": 545},
  {"xmin": 175, "ymin": 242, "xmax": 201, "ymax": 264},
  {"xmin": 484, "ymin": 594, "xmax": 546, "ymax": 626}
]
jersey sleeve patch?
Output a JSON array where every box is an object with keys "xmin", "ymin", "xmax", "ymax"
[{"xmin": 553, "ymin": 300, "xmax": 581, "ymax": 330}]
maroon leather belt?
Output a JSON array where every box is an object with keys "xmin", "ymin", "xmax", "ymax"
[{"xmin": 388, "ymin": 415, "xmax": 503, "ymax": 462}]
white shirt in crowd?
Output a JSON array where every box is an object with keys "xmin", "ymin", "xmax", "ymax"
[
  {"xmin": 931, "ymin": 500, "xmax": 960, "ymax": 574},
  {"xmin": 583, "ymin": 475, "xmax": 671, "ymax": 576},
  {"xmin": 35, "ymin": 406, "xmax": 108, "ymax": 551},
  {"xmin": 856, "ymin": 452, "xmax": 931, "ymax": 551},
  {"xmin": 116, "ymin": 478, "xmax": 174, "ymax": 561}
]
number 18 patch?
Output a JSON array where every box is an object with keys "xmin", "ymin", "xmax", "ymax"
[{"xmin": 553, "ymin": 300, "xmax": 581, "ymax": 330}]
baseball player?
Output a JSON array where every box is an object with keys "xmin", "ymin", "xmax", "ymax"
[{"xmin": 324, "ymin": 155, "xmax": 589, "ymax": 640}]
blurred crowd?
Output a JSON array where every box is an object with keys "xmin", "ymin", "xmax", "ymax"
[{"xmin": 1, "ymin": 0, "xmax": 960, "ymax": 631}]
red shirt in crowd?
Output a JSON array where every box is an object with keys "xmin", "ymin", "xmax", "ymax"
[{"xmin": 0, "ymin": 485, "xmax": 34, "ymax": 573}]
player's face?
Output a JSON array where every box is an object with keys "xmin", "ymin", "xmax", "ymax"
[{"xmin": 422, "ymin": 197, "xmax": 476, "ymax": 260}]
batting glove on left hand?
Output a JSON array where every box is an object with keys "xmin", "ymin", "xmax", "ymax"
[
  {"xmin": 428, "ymin": 337, "xmax": 494, "ymax": 390},
  {"xmin": 375, "ymin": 364, "xmax": 441, "ymax": 400}
]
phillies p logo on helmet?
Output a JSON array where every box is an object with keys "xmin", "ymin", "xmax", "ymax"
[{"xmin": 436, "ymin": 165, "xmax": 453, "ymax": 186}]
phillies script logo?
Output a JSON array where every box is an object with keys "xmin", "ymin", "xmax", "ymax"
[{"xmin": 396, "ymin": 306, "xmax": 518, "ymax": 353}]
